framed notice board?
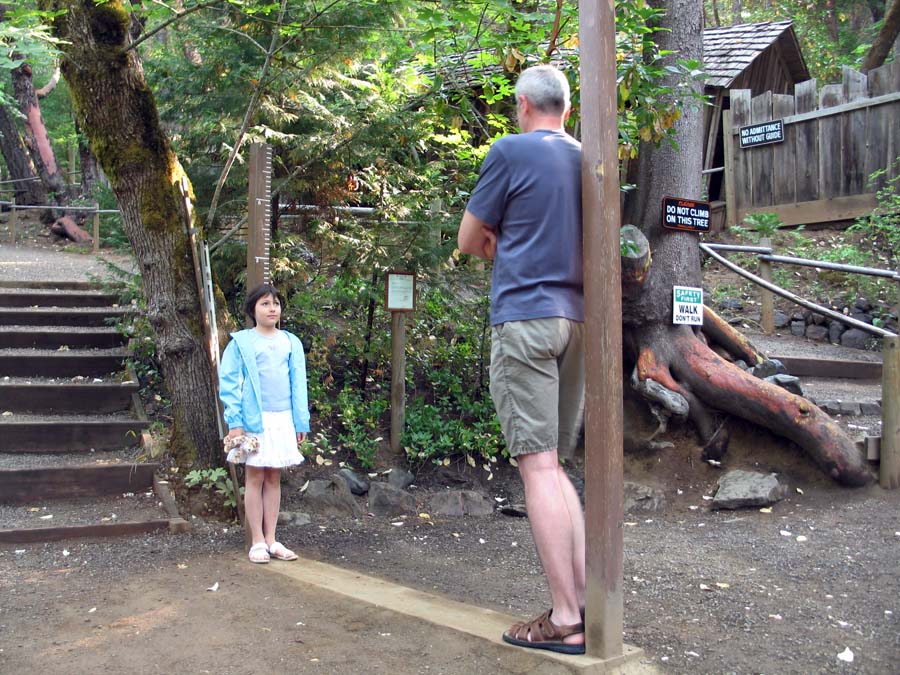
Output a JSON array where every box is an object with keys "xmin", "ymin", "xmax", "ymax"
[{"xmin": 385, "ymin": 272, "xmax": 416, "ymax": 312}]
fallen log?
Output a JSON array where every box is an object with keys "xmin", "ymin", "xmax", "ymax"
[{"xmin": 50, "ymin": 215, "xmax": 92, "ymax": 244}]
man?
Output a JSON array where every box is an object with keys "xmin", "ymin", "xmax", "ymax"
[{"xmin": 457, "ymin": 64, "xmax": 586, "ymax": 655}]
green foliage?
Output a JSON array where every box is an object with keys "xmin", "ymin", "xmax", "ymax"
[
  {"xmin": 850, "ymin": 157, "xmax": 900, "ymax": 268},
  {"xmin": 742, "ymin": 212, "xmax": 783, "ymax": 239},
  {"xmin": 184, "ymin": 467, "xmax": 243, "ymax": 508},
  {"xmin": 334, "ymin": 389, "xmax": 387, "ymax": 468}
]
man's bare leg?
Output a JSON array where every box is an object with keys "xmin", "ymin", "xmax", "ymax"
[
  {"xmin": 557, "ymin": 463, "xmax": 586, "ymax": 608},
  {"xmin": 517, "ymin": 449, "xmax": 584, "ymax": 643}
]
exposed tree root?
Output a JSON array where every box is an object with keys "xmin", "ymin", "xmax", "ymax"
[{"xmin": 632, "ymin": 325, "xmax": 872, "ymax": 486}]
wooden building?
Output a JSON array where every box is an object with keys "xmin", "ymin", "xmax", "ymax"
[{"xmin": 702, "ymin": 21, "xmax": 811, "ymax": 204}]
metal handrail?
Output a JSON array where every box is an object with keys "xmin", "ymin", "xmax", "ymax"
[{"xmin": 699, "ymin": 242, "xmax": 897, "ymax": 338}]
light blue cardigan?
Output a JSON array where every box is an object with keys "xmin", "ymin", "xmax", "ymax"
[{"xmin": 218, "ymin": 328, "xmax": 311, "ymax": 434}]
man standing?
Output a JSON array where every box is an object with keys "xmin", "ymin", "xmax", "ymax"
[{"xmin": 457, "ymin": 64, "xmax": 586, "ymax": 655}]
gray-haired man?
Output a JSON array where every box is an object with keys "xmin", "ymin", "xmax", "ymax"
[{"xmin": 457, "ymin": 64, "xmax": 586, "ymax": 655}]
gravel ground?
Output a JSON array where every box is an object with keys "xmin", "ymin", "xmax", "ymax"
[{"xmin": 0, "ymin": 492, "xmax": 166, "ymax": 529}]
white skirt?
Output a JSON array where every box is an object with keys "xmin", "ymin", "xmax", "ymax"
[{"xmin": 227, "ymin": 410, "xmax": 305, "ymax": 468}]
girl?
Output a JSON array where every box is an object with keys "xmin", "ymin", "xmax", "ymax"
[{"xmin": 219, "ymin": 283, "xmax": 310, "ymax": 564}]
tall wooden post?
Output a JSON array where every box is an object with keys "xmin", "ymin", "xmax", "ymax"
[
  {"xmin": 759, "ymin": 236, "xmax": 775, "ymax": 333},
  {"xmin": 247, "ymin": 143, "xmax": 273, "ymax": 292},
  {"xmin": 390, "ymin": 311, "xmax": 407, "ymax": 453},
  {"xmin": 579, "ymin": 0, "xmax": 625, "ymax": 659},
  {"xmin": 68, "ymin": 141, "xmax": 78, "ymax": 189},
  {"xmin": 92, "ymin": 201, "xmax": 100, "ymax": 254},
  {"xmin": 880, "ymin": 335, "xmax": 900, "ymax": 489}
]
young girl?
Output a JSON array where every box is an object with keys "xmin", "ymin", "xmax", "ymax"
[{"xmin": 219, "ymin": 283, "xmax": 310, "ymax": 564}]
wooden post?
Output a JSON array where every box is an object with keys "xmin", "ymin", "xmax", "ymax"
[
  {"xmin": 759, "ymin": 236, "xmax": 775, "ymax": 333},
  {"xmin": 580, "ymin": 0, "xmax": 624, "ymax": 659},
  {"xmin": 68, "ymin": 141, "xmax": 78, "ymax": 189},
  {"xmin": 390, "ymin": 311, "xmax": 407, "ymax": 454},
  {"xmin": 880, "ymin": 335, "xmax": 899, "ymax": 489},
  {"xmin": 247, "ymin": 143, "xmax": 272, "ymax": 292},
  {"xmin": 9, "ymin": 197, "xmax": 16, "ymax": 244},
  {"xmin": 722, "ymin": 109, "xmax": 737, "ymax": 228},
  {"xmin": 92, "ymin": 201, "xmax": 100, "ymax": 254}
]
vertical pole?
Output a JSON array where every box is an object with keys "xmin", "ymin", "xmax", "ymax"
[
  {"xmin": 880, "ymin": 335, "xmax": 899, "ymax": 489},
  {"xmin": 68, "ymin": 141, "xmax": 78, "ymax": 189},
  {"xmin": 9, "ymin": 198, "xmax": 16, "ymax": 244},
  {"xmin": 579, "ymin": 0, "xmax": 624, "ymax": 659},
  {"xmin": 722, "ymin": 110, "xmax": 737, "ymax": 228},
  {"xmin": 759, "ymin": 237, "xmax": 774, "ymax": 334},
  {"xmin": 247, "ymin": 143, "xmax": 272, "ymax": 293},
  {"xmin": 92, "ymin": 201, "xmax": 100, "ymax": 254},
  {"xmin": 390, "ymin": 311, "xmax": 407, "ymax": 454}
]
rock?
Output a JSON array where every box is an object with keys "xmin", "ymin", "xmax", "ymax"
[
  {"xmin": 302, "ymin": 478, "xmax": 363, "ymax": 517},
  {"xmin": 805, "ymin": 324, "xmax": 829, "ymax": 342},
  {"xmin": 335, "ymin": 468, "xmax": 369, "ymax": 495},
  {"xmin": 790, "ymin": 320, "xmax": 806, "ymax": 337},
  {"xmin": 624, "ymin": 482, "xmax": 666, "ymax": 513},
  {"xmin": 766, "ymin": 374, "xmax": 804, "ymax": 396},
  {"xmin": 840, "ymin": 328, "xmax": 875, "ymax": 350},
  {"xmin": 428, "ymin": 490, "xmax": 494, "ymax": 517},
  {"xmin": 499, "ymin": 503, "xmax": 528, "ymax": 517},
  {"xmin": 387, "ymin": 467, "xmax": 415, "ymax": 490},
  {"xmin": 810, "ymin": 312, "xmax": 826, "ymax": 326},
  {"xmin": 839, "ymin": 401, "xmax": 862, "ymax": 416},
  {"xmin": 820, "ymin": 401, "xmax": 842, "ymax": 415},
  {"xmin": 860, "ymin": 401, "xmax": 882, "ymax": 416},
  {"xmin": 850, "ymin": 312, "xmax": 873, "ymax": 325},
  {"xmin": 718, "ymin": 297, "xmax": 743, "ymax": 312},
  {"xmin": 853, "ymin": 297, "xmax": 872, "ymax": 312},
  {"xmin": 278, "ymin": 511, "xmax": 312, "ymax": 526},
  {"xmin": 368, "ymin": 482, "xmax": 416, "ymax": 517},
  {"xmin": 773, "ymin": 309, "xmax": 790, "ymax": 329},
  {"xmin": 712, "ymin": 470, "xmax": 789, "ymax": 510},
  {"xmin": 828, "ymin": 320, "xmax": 846, "ymax": 344},
  {"xmin": 749, "ymin": 359, "xmax": 787, "ymax": 379},
  {"xmin": 733, "ymin": 359, "xmax": 749, "ymax": 371}
]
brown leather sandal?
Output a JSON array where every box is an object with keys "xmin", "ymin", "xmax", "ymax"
[{"xmin": 502, "ymin": 608, "xmax": 585, "ymax": 655}]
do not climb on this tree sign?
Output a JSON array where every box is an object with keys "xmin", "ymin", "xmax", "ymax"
[
  {"xmin": 673, "ymin": 286, "xmax": 703, "ymax": 325},
  {"xmin": 662, "ymin": 197, "xmax": 710, "ymax": 233}
]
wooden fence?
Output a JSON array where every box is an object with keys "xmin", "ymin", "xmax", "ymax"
[{"xmin": 723, "ymin": 61, "xmax": 900, "ymax": 228}]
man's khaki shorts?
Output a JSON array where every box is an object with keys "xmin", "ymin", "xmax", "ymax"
[{"xmin": 489, "ymin": 317, "xmax": 585, "ymax": 459}]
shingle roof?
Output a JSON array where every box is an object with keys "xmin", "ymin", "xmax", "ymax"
[{"xmin": 703, "ymin": 20, "xmax": 809, "ymax": 87}]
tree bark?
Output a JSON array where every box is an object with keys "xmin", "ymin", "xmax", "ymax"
[
  {"xmin": 732, "ymin": 0, "xmax": 742, "ymax": 24},
  {"xmin": 0, "ymin": 103, "xmax": 48, "ymax": 205},
  {"xmin": 861, "ymin": 0, "xmax": 900, "ymax": 72},
  {"xmin": 619, "ymin": 0, "xmax": 872, "ymax": 485},
  {"xmin": 11, "ymin": 62, "xmax": 70, "ymax": 205},
  {"xmin": 43, "ymin": 0, "xmax": 222, "ymax": 468}
]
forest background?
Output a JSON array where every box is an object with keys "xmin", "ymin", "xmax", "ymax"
[{"xmin": 1, "ymin": 0, "xmax": 898, "ymax": 489}]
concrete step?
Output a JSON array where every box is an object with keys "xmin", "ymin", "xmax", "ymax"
[
  {"xmin": 0, "ymin": 326, "xmax": 124, "ymax": 349},
  {"xmin": 0, "ymin": 348, "xmax": 128, "ymax": 377},
  {"xmin": 0, "ymin": 462, "xmax": 158, "ymax": 502},
  {"xmin": 0, "ymin": 307, "xmax": 130, "ymax": 327},
  {"xmin": 0, "ymin": 415, "xmax": 148, "ymax": 452},
  {"xmin": 0, "ymin": 288, "xmax": 120, "ymax": 308},
  {"xmin": 0, "ymin": 379, "xmax": 138, "ymax": 414}
]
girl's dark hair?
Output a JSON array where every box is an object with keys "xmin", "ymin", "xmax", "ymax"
[{"xmin": 244, "ymin": 283, "xmax": 284, "ymax": 325}]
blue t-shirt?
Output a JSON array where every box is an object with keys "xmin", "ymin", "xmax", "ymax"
[
  {"xmin": 465, "ymin": 130, "xmax": 583, "ymax": 326},
  {"xmin": 250, "ymin": 329, "xmax": 292, "ymax": 412}
]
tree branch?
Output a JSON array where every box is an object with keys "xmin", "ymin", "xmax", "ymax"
[{"xmin": 128, "ymin": 0, "xmax": 224, "ymax": 52}]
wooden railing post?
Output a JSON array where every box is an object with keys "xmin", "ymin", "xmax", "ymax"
[
  {"xmin": 390, "ymin": 310, "xmax": 407, "ymax": 454},
  {"xmin": 9, "ymin": 197, "xmax": 17, "ymax": 244},
  {"xmin": 92, "ymin": 201, "xmax": 100, "ymax": 254},
  {"xmin": 882, "ymin": 335, "xmax": 900, "ymax": 489},
  {"xmin": 759, "ymin": 236, "xmax": 775, "ymax": 333}
]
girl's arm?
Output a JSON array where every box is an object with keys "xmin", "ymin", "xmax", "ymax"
[
  {"xmin": 218, "ymin": 340, "xmax": 245, "ymax": 432},
  {"xmin": 289, "ymin": 334, "xmax": 311, "ymax": 437}
]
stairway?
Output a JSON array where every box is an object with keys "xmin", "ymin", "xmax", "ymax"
[{"xmin": 0, "ymin": 280, "xmax": 188, "ymax": 543}]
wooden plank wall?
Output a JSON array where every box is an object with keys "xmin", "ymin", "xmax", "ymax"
[{"xmin": 726, "ymin": 61, "xmax": 900, "ymax": 227}]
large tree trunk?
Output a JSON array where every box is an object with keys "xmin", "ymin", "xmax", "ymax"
[
  {"xmin": 11, "ymin": 62, "xmax": 70, "ymax": 205},
  {"xmin": 43, "ymin": 0, "xmax": 222, "ymax": 469},
  {"xmin": 0, "ymin": 103, "xmax": 48, "ymax": 205},
  {"xmin": 620, "ymin": 0, "xmax": 872, "ymax": 486},
  {"xmin": 861, "ymin": 0, "xmax": 900, "ymax": 73}
]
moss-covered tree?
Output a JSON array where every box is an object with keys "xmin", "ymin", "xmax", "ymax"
[{"xmin": 41, "ymin": 0, "xmax": 221, "ymax": 468}]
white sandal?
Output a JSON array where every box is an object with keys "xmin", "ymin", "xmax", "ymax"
[
  {"xmin": 248, "ymin": 542, "xmax": 270, "ymax": 564},
  {"xmin": 268, "ymin": 541, "xmax": 298, "ymax": 561}
]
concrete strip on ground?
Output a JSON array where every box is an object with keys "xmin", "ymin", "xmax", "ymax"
[{"xmin": 266, "ymin": 556, "xmax": 656, "ymax": 675}]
